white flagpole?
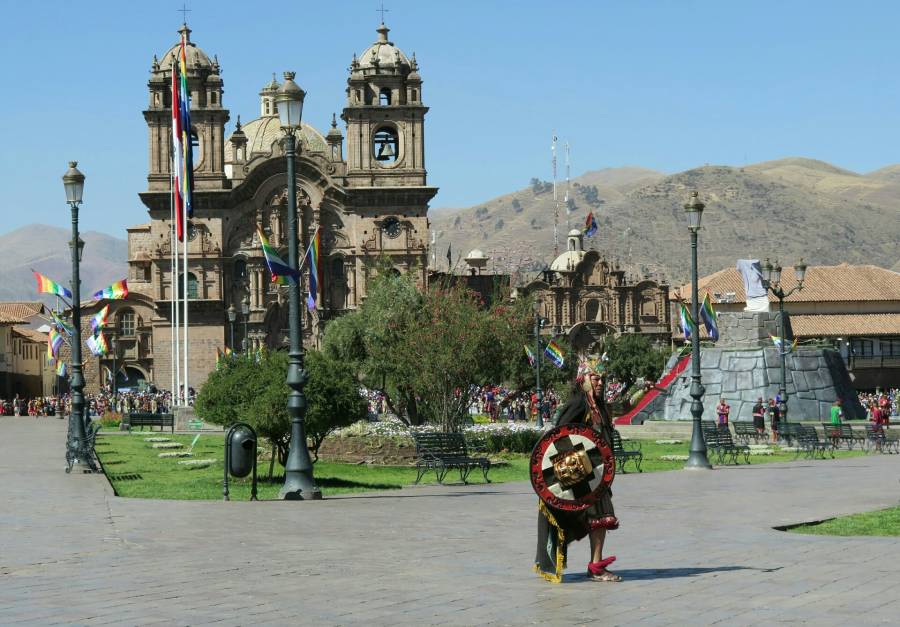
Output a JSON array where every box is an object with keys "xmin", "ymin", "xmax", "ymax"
[
  {"xmin": 171, "ymin": 59, "xmax": 182, "ymax": 408},
  {"xmin": 182, "ymin": 172, "xmax": 189, "ymax": 406},
  {"xmin": 169, "ymin": 147, "xmax": 177, "ymax": 404}
]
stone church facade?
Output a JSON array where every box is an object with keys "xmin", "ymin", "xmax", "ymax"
[
  {"xmin": 80, "ymin": 22, "xmax": 437, "ymax": 392},
  {"xmin": 521, "ymin": 230, "xmax": 671, "ymax": 349}
]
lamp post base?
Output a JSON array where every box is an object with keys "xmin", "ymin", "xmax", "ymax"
[
  {"xmin": 684, "ymin": 454, "xmax": 713, "ymax": 470},
  {"xmin": 279, "ymin": 481, "xmax": 322, "ymax": 501}
]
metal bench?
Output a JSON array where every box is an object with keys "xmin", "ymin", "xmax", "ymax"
[
  {"xmin": 412, "ymin": 432, "xmax": 491, "ymax": 485},
  {"xmin": 820, "ymin": 423, "xmax": 865, "ymax": 450},
  {"xmin": 126, "ymin": 412, "xmax": 174, "ymax": 433},
  {"xmin": 864, "ymin": 424, "xmax": 900, "ymax": 454},
  {"xmin": 702, "ymin": 425, "xmax": 750, "ymax": 465},
  {"xmin": 732, "ymin": 421, "xmax": 767, "ymax": 445},
  {"xmin": 611, "ymin": 429, "xmax": 643, "ymax": 473},
  {"xmin": 794, "ymin": 425, "xmax": 833, "ymax": 460},
  {"xmin": 778, "ymin": 422, "xmax": 803, "ymax": 446}
]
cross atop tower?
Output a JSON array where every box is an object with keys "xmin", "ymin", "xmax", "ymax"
[
  {"xmin": 376, "ymin": 1, "xmax": 389, "ymax": 24},
  {"xmin": 178, "ymin": 3, "xmax": 191, "ymax": 23}
]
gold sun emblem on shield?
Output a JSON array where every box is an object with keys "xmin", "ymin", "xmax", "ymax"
[{"xmin": 551, "ymin": 447, "xmax": 594, "ymax": 488}]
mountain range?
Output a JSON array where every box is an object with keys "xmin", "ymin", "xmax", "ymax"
[
  {"xmin": 0, "ymin": 225, "xmax": 128, "ymax": 304},
  {"xmin": 430, "ymin": 157, "xmax": 900, "ymax": 285},
  {"xmin": 0, "ymin": 157, "xmax": 897, "ymax": 301}
]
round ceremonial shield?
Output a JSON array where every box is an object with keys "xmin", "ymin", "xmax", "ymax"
[{"xmin": 530, "ymin": 424, "xmax": 615, "ymax": 512}]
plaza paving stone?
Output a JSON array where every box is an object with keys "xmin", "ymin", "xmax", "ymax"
[{"xmin": 1, "ymin": 417, "xmax": 899, "ymax": 625}]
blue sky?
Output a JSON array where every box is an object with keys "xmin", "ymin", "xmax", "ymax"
[{"xmin": 2, "ymin": 0, "xmax": 898, "ymax": 237}]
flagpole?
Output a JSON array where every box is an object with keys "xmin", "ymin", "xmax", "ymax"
[
  {"xmin": 171, "ymin": 58, "xmax": 182, "ymax": 407},
  {"xmin": 182, "ymin": 163, "xmax": 189, "ymax": 406},
  {"xmin": 170, "ymin": 145, "xmax": 178, "ymax": 405}
]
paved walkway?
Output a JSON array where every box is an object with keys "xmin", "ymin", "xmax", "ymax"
[{"xmin": 1, "ymin": 418, "xmax": 899, "ymax": 626}]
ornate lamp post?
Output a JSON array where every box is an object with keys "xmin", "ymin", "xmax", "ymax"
[
  {"xmin": 276, "ymin": 71, "xmax": 321, "ymax": 500},
  {"xmin": 110, "ymin": 332, "xmax": 119, "ymax": 401},
  {"xmin": 241, "ymin": 297, "xmax": 250, "ymax": 353},
  {"xmin": 63, "ymin": 161, "xmax": 96, "ymax": 473},
  {"xmin": 533, "ymin": 299, "xmax": 544, "ymax": 428},
  {"xmin": 226, "ymin": 304, "xmax": 236, "ymax": 351},
  {"xmin": 684, "ymin": 191, "xmax": 712, "ymax": 470},
  {"xmin": 761, "ymin": 258, "xmax": 808, "ymax": 427}
]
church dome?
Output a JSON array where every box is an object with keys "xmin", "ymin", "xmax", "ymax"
[
  {"xmin": 159, "ymin": 24, "xmax": 213, "ymax": 72},
  {"xmin": 225, "ymin": 116, "xmax": 327, "ymax": 162},
  {"xmin": 356, "ymin": 23, "xmax": 411, "ymax": 72},
  {"xmin": 550, "ymin": 250, "xmax": 586, "ymax": 273}
]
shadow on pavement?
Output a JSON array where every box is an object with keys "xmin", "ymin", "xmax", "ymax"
[{"xmin": 570, "ymin": 565, "xmax": 780, "ymax": 581}]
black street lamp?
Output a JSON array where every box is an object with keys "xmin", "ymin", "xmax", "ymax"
[
  {"xmin": 241, "ymin": 297, "xmax": 250, "ymax": 353},
  {"xmin": 761, "ymin": 258, "xmax": 808, "ymax": 427},
  {"xmin": 63, "ymin": 161, "xmax": 96, "ymax": 473},
  {"xmin": 683, "ymin": 191, "xmax": 712, "ymax": 470},
  {"xmin": 110, "ymin": 332, "xmax": 119, "ymax": 401},
  {"xmin": 276, "ymin": 71, "xmax": 320, "ymax": 500},
  {"xmin": 533, "ymin": 299, "xmax": 544, "ymax": 428},
  {"xmin": 226, "ymin": 304, "xmax": 236, "ymax": 351}
]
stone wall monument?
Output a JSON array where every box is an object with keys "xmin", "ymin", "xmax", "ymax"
[{"xmin": 637, "ymin": 311, "xmax": 863, "ymax": 423}]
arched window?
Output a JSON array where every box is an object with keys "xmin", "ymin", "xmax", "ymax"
[
  {"xmin": 178, "ymin": 273, "xmax": 199, "ymax": 299},
  {"xmin": 379, "ymin": 88, "xmax": 391, "ymax": 106},
  {"xmin": 234, "ymin": 258, "xmax": 248, "ymax": 281},
  {"xmin": 119, "ymin": 310, "xmax": 136, "ymax": 337},
  {"xmin": 585, "ymin": 299, "xmax": 599, "ymax": 322},
  {"xmin": 373, "ymin": 127, "xmax": 399, "ymax": 163},
  {"xmin": 331, "ymin": 257, "xmax": 344, "ymax": 279},
  {"xmin": 190, "ymin": 129, "xmax": 201, "ymax": 167},
  {"xmin": 411, "ymin": 88, "xmax": 418, "ymax": 101}
]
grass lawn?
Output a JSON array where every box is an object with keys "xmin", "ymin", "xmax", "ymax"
[
  {"xmin": 94, "ymin": 431, "xmax": 866, "ymax": 501},
  {"xmin": 788, "ymin": 506, "xmax": 900, "ymax": 537}
]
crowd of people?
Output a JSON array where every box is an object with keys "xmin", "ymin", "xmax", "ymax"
[
  {"xmin": 859, "ymin": 389, "xmax": 897, "ymax": 422},
  {"xmin": 0, "ymin": 387, "xmax": 179, "ymax": 418}
]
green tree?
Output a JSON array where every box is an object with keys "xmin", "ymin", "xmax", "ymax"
[
  {"xmin": 195, "ymin": 349, "xmax": 366, "ymax": 475},
  {"xmin": 603, "ymin": 334, "xmax": 667, "ymax": 388},
  {"xmin": 322, "ymin": 264, "xmax": 537, "ymax": 431}
]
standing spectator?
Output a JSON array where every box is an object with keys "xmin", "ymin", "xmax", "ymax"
[
  {"xmin": 767, "ymin": 398, "xmax": 780, "ymax": 443},
  {"xmin": 716, "ymin": 398, "xmax": 730, "ymax": 427},
  {"xmin": 828, "ymin": 399, "xmax": 843, "ymax": 448},
  {"xmin": 752, "ymin": 398, "xmax": 766, "ymax": 436}
]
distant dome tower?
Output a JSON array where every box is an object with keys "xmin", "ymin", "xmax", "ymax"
[
  {"xmin": 144, "ymin": 24, "xmax": 230, "ymax": 192},
  {"xmin": 259, "ymin": 73, "xmax": 280, "ymax": 117},
  {"xmin": 550, "ymin": 229, "xmax": 586, "ymax": 272},
  {"xmin": 342, "ymin": 21, "xmax": 428, "ymax": 187}
]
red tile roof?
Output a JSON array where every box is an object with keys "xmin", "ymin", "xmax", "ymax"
[
  {"xmin": 791, "ymin": 314, "xmax": 900, "ymax": 337},
  {"xmin": 0, "ymin": 301, "xmax": 45, "ymax": 320},
  {"xmin": 672, "ymin": 264, "xmax": 900, "ymax": 303}
]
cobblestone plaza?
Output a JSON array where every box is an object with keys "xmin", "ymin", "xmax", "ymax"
[{"xmin": 1, "ymin": 418, "xmax": 898, "ymax": 625}]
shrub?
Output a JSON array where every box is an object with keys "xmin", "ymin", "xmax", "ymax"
[{"xmin": 98, "ymin": 412, "xmax": 122, "ymax": 428}]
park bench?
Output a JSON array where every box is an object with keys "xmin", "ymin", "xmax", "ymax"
[
  {"xmin": 778, "ymin": 422, "xmax": 803, "ymax": 446},
  {"xmin": 820, "ymin": 423, "xmax": 866, "ymax": 450},
  {"xmin": 611, "ymin": 429, "xmax": 643, "ymax": 473},
  {"xmin": 126, "ymin": 412, "xmax": 175, "ymax": 433},
  {"xmin": 702, "ymin": 425, "xmax": 750, "ymax": 465},
  {"xmin": 794, "ymin": 425, "xmax": 833, "ymax": 460},
  {"xmin": 412, "ymin": 432, "xmax": 491, "ymax": 485},
  {"xmin": 732, "ymin": 421, "xmax": 767, "ymax": 445},
  {"xmin": 864, "ymin": 425, "xmax": 900, "ymax": 454}
]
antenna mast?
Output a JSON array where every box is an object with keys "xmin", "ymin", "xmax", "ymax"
[
  {"xmin": 564, "ymin": 141, "xmax": 571, "ymax": 232},
  {"xmin": 552, "ymin": 133, "xmax": 559, "ymax": 257}
]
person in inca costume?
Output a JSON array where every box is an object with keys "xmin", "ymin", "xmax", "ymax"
[{"xmin": 534, "ymin": 356, "xmax": 621, "ymax": 583}]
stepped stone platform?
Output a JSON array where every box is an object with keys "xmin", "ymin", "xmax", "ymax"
[{"xmin": 644, "ymin": 312, "xmax": 863, "ymax": 423}]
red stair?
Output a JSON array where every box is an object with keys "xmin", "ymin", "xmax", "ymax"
[{"xmin": 613, "ymin": 354, "xmax": 691, "ymax": 425}]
